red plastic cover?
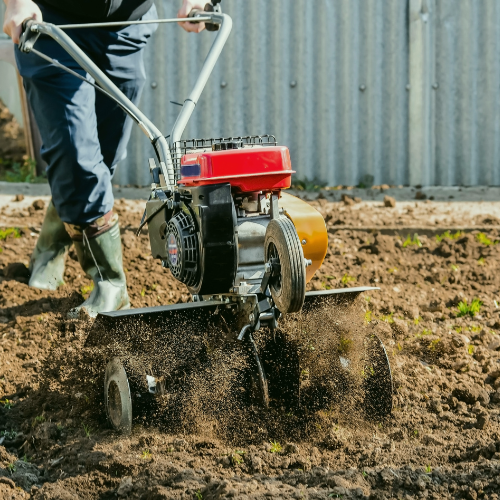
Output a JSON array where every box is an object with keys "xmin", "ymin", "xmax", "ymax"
[{"xmin": 179, "ymin": 146, "xmax": 294, "ymax": 192}]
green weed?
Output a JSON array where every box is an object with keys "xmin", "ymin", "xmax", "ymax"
[
  {"xmin": 231, "ymin": 450, "xmax": 245, "ymax": 465},
  {"xmin": 269, "ymin": 441, "xmax": 282, "ymax": 453},
  {"xmin": 477, "ymin": 257, "xmax": 486, "ymax": 266},
  {"xmin": 82, "ymin": 423, "xmax": 92, "ymax": 439},
  {"xmin": 436, "ymin": 230, "xmax": 462, "ymax": 243},
  {"xmin": 364, "ymin": 310, "xmax": 372, "ymax": 323},
  {"xmin": 0, "ymin": 157, "xmax": 40, "ymax": 183},
  {"xmin": 450, "ymin": 264, "xmax": 460, "ymax": 272},
  {"xmin": 403, "ymin": 233, "xmax": 422, "ymax": 248},
  {"xmin": 195, "ymin": 491, "xmax": 203, "ymax": 500},
  {"xmin": 32, "ymin": 415, "xmax": 46, "ymax": 428},
  {"xmin": 468, "ymin": 345, "xmax": 475, "ymax": 355},
  {"xmin": 0, "ymin": 399, "xmax": 12, "ymax": 409},
  {"xmin": 7, "ymin": 462, "xmax": 16, "ymax": 472},
  {"xmin": 80, "ymin": 282, "xmax": 94, "ymax": 299},
  {"xmin": 341, "ymin": 274, "xmax": 356, "ymax": 285},
  {"xmin": 0, "ymin": 227, "xmax": 20, "ymax": 241},
  {"xmin": 457, "ymin": 298, "xmax": 482, "ymax": 318},
  {"xmin": 476, "ymin": 232, "xmax": 497, "ymax": 246},
  {"xmin": 0, "ymin": 430, "xmax": 16, "ymax": 439},
  {"xmin": 291, "ymin": 178, "xmax": 327, "ymax": 192},
  {"xmin": 141, "ymin": 449, "xmax": 152, "ymax": 460},
  {"xmin": 425, "ymin": 465, "xmax": 432, "ymax": 473}
]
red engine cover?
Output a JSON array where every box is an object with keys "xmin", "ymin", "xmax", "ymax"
[{"xmin": 178, "ymin": 146, "xmax": 294, "ymax": 192}]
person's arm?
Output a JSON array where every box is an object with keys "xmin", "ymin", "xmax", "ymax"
[
  {"xmin": 177, "ymin": 0, "xmax": 209, "ymax": 33},
  {"xmin": 3, "ymin": 0, "xmax": 42, "ymax": 44}
]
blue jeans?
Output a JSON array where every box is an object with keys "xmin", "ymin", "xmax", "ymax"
[{"xmin": 15, "ymin": 4, "xmax": 157, "ymax": 225}]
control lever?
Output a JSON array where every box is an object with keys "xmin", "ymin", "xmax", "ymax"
[{"xmin": 189, "ymin": 4, "xmax": 220, "ymax": 31}]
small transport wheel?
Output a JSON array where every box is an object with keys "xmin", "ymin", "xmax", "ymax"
[
  {"xmin": 264, "ymin": 217, "xmax": 306, "ymax": 313},
  {"xmin": 104, "ymin": 357, "xmax": 133, "ymax": 434}
]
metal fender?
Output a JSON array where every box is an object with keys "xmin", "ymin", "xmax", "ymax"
[{"xmin": 279, "ymin": 192, "xmax": 328, "ymax": 283}]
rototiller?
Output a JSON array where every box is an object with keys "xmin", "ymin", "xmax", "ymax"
[{"xmin": 19, "ymin": 2, "xmax": 392, "ymax": 433}]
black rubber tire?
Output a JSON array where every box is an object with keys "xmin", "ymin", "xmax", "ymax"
[
  {"xmin": 104, "ymin": 357, "xmax": 133, "ymax": 435},
  {"xmin": 264, "ymin": 217, "xmax": 306, "ymax": 313}
]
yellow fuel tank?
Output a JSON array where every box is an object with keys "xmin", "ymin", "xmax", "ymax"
[{"xmin": 279, "ymin": 192, "xmax": 328, "ymax": 283}]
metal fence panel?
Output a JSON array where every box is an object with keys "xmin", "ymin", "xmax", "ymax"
[
  {"xmin": 116, "ymin": 0, "xmax": 410, "ymax": 187},
  {"xmin": 433, "ymin": 0, "xmax": 500, "ymax": 187}
]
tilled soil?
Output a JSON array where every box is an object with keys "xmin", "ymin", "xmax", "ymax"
[{"xmin": 1, "ymin": 196, "xmax": 500, "ymax": 499}]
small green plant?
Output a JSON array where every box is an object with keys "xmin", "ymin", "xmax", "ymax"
[
  {"xmin": 21, "ymin": 454, "xmax": 31, "ymax": 463},
  {"xmin": 291, "ymin": 178, "xmax": 327, "ymax": 192},
  {"xmin": 380, "ymin": 312, "xmax": 394, "ymax": 323},
  {"xmin": 428, "ymin": 339, "xmax": 441, "ymax": 351},
  {"xmin": 468, "ymin": 344, "xmax": 475, "ymax": 355},
  {"xmin": 421, "ymin": 328, "xmax": 432, "ymax": 336},
  {"xmin": 82, "ymin": 423, "xmax": 92, "ymax": 439},
  {"xmin": 7, "ymin": 462, "xmax": 16, "ymax": 472},
  {"xmin": 1, "ymin": 157, "xmax": 38, "ymax": 183},
  {"xmin": 269, "ymin": 441, "xmax": 282, "ymax": 453},
  {"xmin": 403, "ymin": 233, "xmax": 422, "ymax": 248},
  {"xmin": 413, "ymin": 316, "xmax": 421, "ymax": 325},
  {"xmin": 0, "ymin": 227, "xmax": 20, "ymax": 241},
  {"xmin": 457, "ymin": 298, "xmax": 482, "ymax": 318},
  {"xmin": 0, "ymin": 399, "xmax": 12, "ymax": 409},
  {"xmin": 476, "ymin": 232, "xmax": 497, "ymax": 246},
  {"xmin": 436, "ymin": 230, "xmax": 462, "ymax": 243},
  {"xmin": 195, "ymin": 491, "xmax": 203, "ymax": 500},
  {"xmin": 32, "ymin": 414, "xmax": 46, "ymax": 428},
  {"xmin": 338, "ymin": 336, "xmax": 352, "ymax": 355},
  {"xmin": 450, "ymin": 264, "xmax": 460, "ymax": 272},
  {"xmin": 341, "ymin": 274, "xmax": 356, "ymax": 285},
  {"xmin": 231, "ymin": 450, "xmax": 245, "ymax": 465},
  {"xmin": 141, "ymin": 449, "xmax": 152, "ymax": 460},
  {"xmin": 140, "ymin": 287, "xmax": 146, "ymax": 297},
  {"xmin": 0, "ymin": 430, "xmax": 17, "ymax": 439},
  {"xmin": 387, "ymin": 267, "xmax": 398, "ymax": 274},
  {"xmin": 364, "ymin": 310, "xmax": 372, "ymax": 323},
  {"xmin": 425, "ymin": 465, "xmax": 432, "ymax": 473},
  {"xmin": 477, "ymin": 257, "xmax": 486, "ymax": 266},
  {"xmin": 80, "ymin": 282, "xmax": 94, "ymax": 299}
]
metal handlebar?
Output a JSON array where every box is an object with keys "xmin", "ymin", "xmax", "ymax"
[{"xmin": 17, "ymin": 10, "xmax": 232, "ymax": 190}]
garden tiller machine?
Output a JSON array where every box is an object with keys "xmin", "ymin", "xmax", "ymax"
[{"xmin": 19, "ymin": 2, "xmax": 393, "ymax": 433}]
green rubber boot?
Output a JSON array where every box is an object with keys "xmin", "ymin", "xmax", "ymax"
[
  {"xmin": 67, "ymin": 220, "xmax": 130, "ymax": 319},
  {"xmin": 29, "ymin": 200, "xmax": 72, "ymax": 290}
]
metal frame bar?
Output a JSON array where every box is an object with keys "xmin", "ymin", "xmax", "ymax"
[{"xmin": 18, "ymin": 12, "xmax": 232, "ymax": 189}]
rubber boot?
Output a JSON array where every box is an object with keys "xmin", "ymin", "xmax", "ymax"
[
  {"xmin": 67, "ymin": 220, "xmax": 130, "ymax": 319},
  {"xmin": 29, "ymin": 200, "xmax": 72, "ymax": 290}
]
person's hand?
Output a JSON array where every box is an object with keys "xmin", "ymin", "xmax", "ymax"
[
  {"xmin": 177, "ymin": 0, "xmax": 209, "ymax": 33},
  {"xmin": 3, "ymin": 0, "xmax": 42, "ymax": 44}
]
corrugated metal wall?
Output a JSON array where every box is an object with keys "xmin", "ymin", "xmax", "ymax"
[
  {"xmin": 432, "ymin": 0, "xmax": 500, "ymax": 186},
  {"xmin": 2, "ymin": 1, "xmax": 500, "ymax": 187},
  {"xmin": 118, "ymin": 0, "xmax": 410, "ymax": 187}
]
